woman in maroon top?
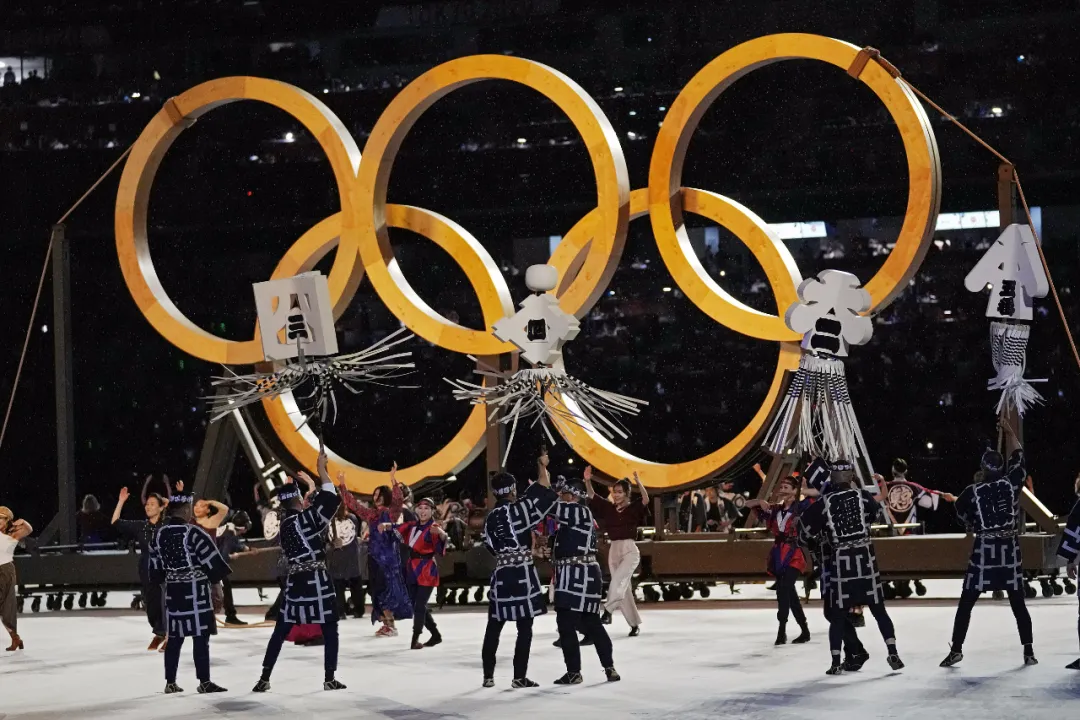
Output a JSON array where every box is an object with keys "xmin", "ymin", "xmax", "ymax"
[{"xmin": 585, "ymin": 466, "xmax": 649, "ymax": 637}]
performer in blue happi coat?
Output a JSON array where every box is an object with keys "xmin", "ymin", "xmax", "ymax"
[
  {"xmin": 1058, "ymin": 473, "xmax": 1080, "ymax": 670},
  {"xmin": 941, "ymin": 423, "xmax": 1036, "ymax": 668},
  {"xmin": 254, "ymin": 450, "xmax": 346, "ymax": 692},
  {"xmin": 480, "ymin": 453, "xmax": 557, "ymax": 689},
  {"xmin": 801, "ymin": 461, "xmax": 903, "ymax": 675},
  {"xmin": 148, "ymin": 488, "xmax": 231, "ymax": 694},
  {"xmin": 549, "ymin": 475, "xmax": 619, "ymax": 686}
]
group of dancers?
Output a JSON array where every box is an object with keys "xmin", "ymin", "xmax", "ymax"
[
  {"xmin": 4, "ymin": 420, "xmax": 1080, "ymax": 691},
  {"xmin": 750, "ymin": 421, "xmax": 1080, "ymax": 673}
]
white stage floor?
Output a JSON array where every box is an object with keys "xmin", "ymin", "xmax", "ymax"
[{"xmin": 2, "ymin": 596, "xmax": 1079, "ymax": 719}]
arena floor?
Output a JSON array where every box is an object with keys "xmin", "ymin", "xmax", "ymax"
[{"xmin": 2, "ymin": 588, "xmax": 1079, "ymax": 719}]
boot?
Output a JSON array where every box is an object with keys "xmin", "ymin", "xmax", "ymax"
[
  {"xmin": 483, "ymin": 677, "xmax": 495, "ymax": 688},
  {"xmin": 774, "ymin": 625, "xmax": 787, "ymax": 645},
  {"xmin": 224, "ymin": 615, "xmax": 248, "ymax": 626},
  {"xmin": 411, "ymin": 631, "xmax": 423, "ymax": 650},
  {"xmin": 1023, "ymin": 644, "xmax": 1038, "ymax": 666},
  {"xmin": 825, "ymin": 663, "xmax": 843, "ymax": 675},
  {"xmin": 887, "ymin": 654, "xmax": 905, "ymax": 670},
  {"xmin": 6, "ymin": 632, "xmax": 24, "ymax": 652},
  {"xmin": 940, "ymin": 647, "xmax": 963, "ymax": 667},
  {"xmin": 423, "ymin": 632, "xmax": 443, "ymax": 647},
  {"xmin": 1066, "ymin": 658, "xmax": 1080, "ymax": 670},
  {"xmin": 605, "ymin": 667, "xmax": 621, "ymax": 682},
  {"xmin": 511, "ymin": 677, "xmax": 539, "ymax": 688},
  {"xmin": 628, "ymin": 626, "xmax": 640, "ymax": 637},
  {"xmin": 196, "ymin": 681, "xmax": 227, "ymax": 693},
  {"xmin": 792, "ymin": 623, "xmax": 811, "ymax": 644},
  {"xmin": 554, "ymin": 672, "xmax": 583, "ymax": 685},
  {"xmin": 163, "ymin": 683, "xmax": 184, "ymax": 694},
  {"xmin": 252, "ymin": 680, "xmax": 271, "ymax": 692},
  {"xmin": 842, "ymin": 649, "xmax": 870, "ymax": 671},
  {"xmin": 324, "ymin": 678, "xmax": 347, "ymax": 690}
]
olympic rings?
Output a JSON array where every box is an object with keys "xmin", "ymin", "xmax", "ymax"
[{"xmin": 115, "ymin": 34, "xmax": 940, "ymax": 492}]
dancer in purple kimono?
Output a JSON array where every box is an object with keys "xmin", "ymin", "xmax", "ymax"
[{"xmin": 338, "ymin": 463, "xmax": 412, "ymax": 636}]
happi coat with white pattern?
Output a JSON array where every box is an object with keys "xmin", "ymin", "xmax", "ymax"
[
  {"xmin": 149, "ymin": 518, "xmax": 231, "ymax": 637},
  {"xmin": 956, "ymin": 449, "xmax": 1026, "ymax": 592},
  {"xmin": 1057, "ymin": 496, "xmax": 1080, "ymax": 565},
  {"xmin": 550, "ymin": 500, "xmax": 603, "ymax": 614},
  {"xmin": 801, "ymin": 486, "xmax": 884, "ymax": 609},
  {"xmin": 279, "ymin": 489, "xmax": 341, "ymax": 624},
  {"xmin": 482, "ymin": 482, "xmax": 558, "ymax": 621}
]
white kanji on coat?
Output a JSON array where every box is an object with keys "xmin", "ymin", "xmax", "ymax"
[
  {"xmin": 784, "ymin": 269, "xmax": 873, "ymax": 357},
  {"xmin": 963, "ymin": 224, "xmax": 1048, "ymax": 321},
  {"xmin": 252, "ymin": 271, "xmax": 338, "ymax": 361},
  {"xmin": 493, "ymin": 294, "xmax": 580, "ymax": 366}
]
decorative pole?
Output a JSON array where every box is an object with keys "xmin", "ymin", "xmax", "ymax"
[{"xmin": 763, "ymin": 269, "xmax": 880, "ymax": 492}]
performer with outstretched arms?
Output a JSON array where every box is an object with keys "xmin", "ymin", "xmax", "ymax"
[
  {"xmin": 148, "ymin": 488, "xmax": 231, "ymax": 694},
  {"xmin": 338, "ymin": 463, "xmax": 412, "ymax": 637},
  {"xmin": 480, "ymin": 454, "xmax": 557, "ymax": 689},
  {"xmin": 746, "ymin": 474, "xmax": 811, "ymax": 645},
  {"xmin": 585, "ymin": 466, "xmax": 647, "ymax": 636},
  {"xmin": 881, "ymin": 458, "xmax": 956, "ymax": 597},
  {"xmin": 1058, "ymin": 472, "xmax": 1080, "ymax": 669},
  {"xmin": 387, "ymin": 496, "xmax": 446, "ymax": 649},
  {"xmin": 550, "ymin": 473, "xmax": 620, "ymax": 685},
  {"xmin": 941, "ymin": 423, "xmax": 1036, "ymax": 667},
  {"xmin": 0, "ymin": 507, "xmax": 32, "ymax": 652},
  {"xmin": 111, "ymin": 482, "xmax": 169, "ymax": 649},
  {"xmin": 254, "ymin": 451, "xmax": 346, "ymax": 692},
  {"xmin": 801, "ymin": 461, "xmax": 903, "ymax": 675}
]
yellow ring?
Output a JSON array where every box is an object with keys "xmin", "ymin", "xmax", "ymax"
[
  {"xmin": 648, "ymin": 33, "xmax": 941, "ymax": 341},
  {"xmin": 355, "ymin": 54, "xmax": 631, "ymax": 353},
  {"xmin": 550, "ymin": 188, "xmax": 803, "ymax": 488},
  {"xmin": 115, "ymin": 77, "xmax": 365, "ymax": 364},
  {"xmin": 261, "ymin": 209, "xmax": 509, "ymax": 493}
]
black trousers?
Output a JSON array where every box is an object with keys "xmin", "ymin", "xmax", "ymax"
[
  {"xmin": 221, "ymin": 577, "xmax": 238, "ymax": 619},
  {"xmin": 556, "ymin": 609, "xmax": 613, "ymax": 674},
  {"xmin": 482, "ymin": 616, "xmax": 533, "ymax": 679},
  {"xmin": 950, "ymin": 588, "xmax": 1033, "ymax": 648},
  {"xmin": 775, "ymin": 567, "xmax": 807, "ymax": 628},
  {"xmin": 164, "ymin": 634, "xmax": 210, "ymax": 683},
  {"xmin": 824, "ymin": 598, "xmax": 865, "ymax": 656},
  {"xmin": 830, "ymin": 602, "xmax": 894, "ymax": 655},
  {"xmin": 142, "ymin": 580, "xmax": 166, "ymax": 637},
  {"xmin": 262, "ymin": 616, "xmax": 340, "ymax": 680},
  {"xmin": 410, "ymin": 584, "xmax": 439, "ymax": 640},
  {"xmin": 334, "ymin": 578, "xmax": 366, "ymax": 618}
]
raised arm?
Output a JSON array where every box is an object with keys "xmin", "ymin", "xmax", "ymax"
[
  {"xmin": 203, "ymin": 500, "xmax": 230, "ymax": 529},
  {"xmin": 388, "ymin": 462, "xmax": 405, "ymax": 516},
  {"xmin": 753, "ymin": 462, "xmax": 767, "ymax": 482},
  {"xmin": 139, "ymin": 475, "xmax": 153, "ymax": 505},
  {"xmin": 536, "ymin": 453, "xmax": 551, "ymax": 488},
  {"xmin": 584, "ymin": 465, "xmax": 596, "ymax": 499},
  {"xmin": 634, "ymin": 471, "xmax": 649, "ymax": 506},
  {"xmin": 8, "ymin": 519, "xmax": 33, "ymax": 541},
  {"xmin": 111, "ymin": 487, "xmax": 131, "ymax": 525}
]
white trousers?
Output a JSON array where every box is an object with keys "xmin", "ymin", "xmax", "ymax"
[{"xmin": 605, "ymin": 539, "xmax": 642, "ymax": 627}]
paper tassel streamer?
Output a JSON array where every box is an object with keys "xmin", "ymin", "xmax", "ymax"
[
  {"xmin": 445, "ymin": 358, "xmax": 648, "ymax": 465},
  {"xmin": 208, "ymin": 327, "xmax": 417, "ymax": 429},
  {"xmin": 763, "ymin": 353, "xmax": 866, "ymax": 462},
  {"xmin": 988, "ymin": 320, "xmax": 1045, "ymax": 416}
]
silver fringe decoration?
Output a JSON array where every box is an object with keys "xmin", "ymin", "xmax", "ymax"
[
  {"xmin": 763, "ymin": 353, "xmax": 865, "ymax": 463},
  {"xmin": 207, "ymin": 326, "xmax": 416, "ymax": 429},
  {"xmin": 445, "ymin": 358, "xmax": 648, "ymax": 465},
  {"xmin": 988, "ymin": 320, "xmax": 1045, "ymax": 416}
]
